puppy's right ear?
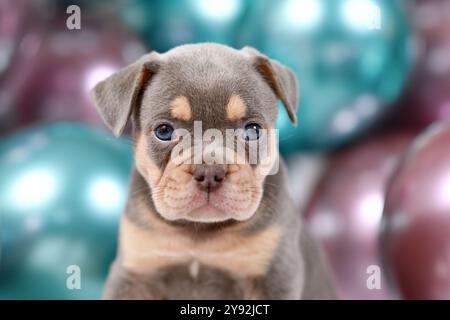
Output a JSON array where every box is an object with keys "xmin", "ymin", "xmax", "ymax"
[{"xmin": 91, "ymin": 52, "xmax": 161, "ymax": 137}]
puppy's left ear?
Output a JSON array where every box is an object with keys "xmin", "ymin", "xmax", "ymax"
[
  {"xmin": 91, "ymin": 52, "xmax": 161, "ymax": 137},
  {"xmin": 241, "ymin": 46, "xmax": 299, "ymax": 125}
]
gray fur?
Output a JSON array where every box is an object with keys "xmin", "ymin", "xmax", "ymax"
[
  {"xmin": 91, "ymin": 52, "xmax": 161, "ymax": 136},
  {"xmin": 92, "ymin": 43, "xmax": 336, "ymax": 300}
]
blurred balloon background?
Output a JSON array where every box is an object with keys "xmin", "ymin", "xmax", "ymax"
[
  {"xmin": 381, "ymin": 121, "xmax": 450, "ymax": 300},
  {"xmin": 119, "ymin": 0, "xmax": 249, "ymax": 52},
  {"xmin": 0, "ymin": 0, "xmax": 30, "ymax": 81},
  {"xmin": 0, "ymin": 2, "xmax": 146, "ymax": 133},
  {"xmin": 304, "ymin": 133, "xmax": 413, "ymax": 299},
  {"xmin": 0, "ymin": 123, "xmax": 133, "ymax": 299},
  {"xmin": 0, "ymin": 0, "xmax": 450, "ymax": 300},
  {"xmin": 390, "ymin": 0, "xmax": 450, "ymax": 131},
  {"xmin": 240, "ymin": 0, "xmax": 412, "ymax": 152}
]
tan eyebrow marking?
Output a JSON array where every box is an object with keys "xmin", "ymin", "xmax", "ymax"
[
  {"xmin": 170, "ymin": 96, "xmax": 192, "ymax": 121},
  {"xmin": 226, "ymin": 94, "xmax": 247, "ymax": 121}
]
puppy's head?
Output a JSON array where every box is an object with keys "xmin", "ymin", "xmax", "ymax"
[{"xmin": 92, "ymin": 44, "xmax": 298, "ymax": 223}]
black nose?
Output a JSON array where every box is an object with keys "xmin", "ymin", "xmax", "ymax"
[{"xmin": 193, "ymin": 164, "xmax": 226, "ymax": 192}]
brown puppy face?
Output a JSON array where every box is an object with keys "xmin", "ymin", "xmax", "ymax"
[{"xmin": 92, "ymin": 44, "xmax": 299, "ymax": 223}]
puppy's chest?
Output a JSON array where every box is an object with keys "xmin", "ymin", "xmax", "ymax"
[
  {"xmin": 119, "ymin": 218, "xmax": 281, "ymax": 298},
  {"xmin": 145, "ymin": 261, "xmax": 262, "ymax": 299}
]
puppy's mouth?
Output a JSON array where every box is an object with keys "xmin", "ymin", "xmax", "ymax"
[
  {"xmin": 184, "ymin": 187, "xmax": 248, "ymax": 223},
  {"xmin": 186, "ymin": 201, "xmax": 226, "ymax": 223},
  {"xmin": 152, "ymin": 174, "xmax": 263, "ymax": 224}
]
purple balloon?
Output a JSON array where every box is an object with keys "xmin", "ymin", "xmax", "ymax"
[
  {"xmin": 0, "ymin": 0, "xmax": 29, "ymax": 79},
  {"xmin": 305, "ymin": 133, "xmax": 413, "ymax": 299},
  {"xmin": 382, "ymin": 120, "xmax": 450, "ymax": 299},
  {"xmin": 392, "ymin": 0, "xmax": 450, "ymax": 130},
  {"xmin": 0, "ymin": 15, "xmax": 146, "ymax": 132}
]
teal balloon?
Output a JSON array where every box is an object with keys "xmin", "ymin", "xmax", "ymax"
[
  {"xmin": 0, "ymin": 123, "xmax": 133, "ymax": 299},
  {"xmin": 240, "ymin": 0, "xmax": 412, "ymax": 152},
  {"xmin": 120, "ymin": 0, "xmax": 248, "ymax": 52}
]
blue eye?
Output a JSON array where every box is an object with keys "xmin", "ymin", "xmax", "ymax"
[
  {"xmin": 154, "ymin": 124, "xmax": 174, "ymax": 141},
  {"xmin": 243, "ymin": 123, "xmax": 262, "ymax": 141}
]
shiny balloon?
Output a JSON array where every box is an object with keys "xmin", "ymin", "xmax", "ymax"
[
  {"xmin": 304, "ymin": 133, "xmax": 413, "ymax": 299},
  {"xmin": 381, "ymin": 120, "xmax": 450, "ymax": 299},
  {"xmin": 391, "ymin": 0, "xmax": 450, "ymax": 130},
  {"xmin": 0, "ymin": 14, "xmax": 146, "ymax": 133},
  {"xmin": 119, "ymin": 0, "xmax": 247, "ymax": 52},
  {"xmin": 0, "ymin": 123, "xmax": 133, "ymax": 299},
  {"xmin": 240, "ymin": 0, "xmax": 411, "ymax": 152}
]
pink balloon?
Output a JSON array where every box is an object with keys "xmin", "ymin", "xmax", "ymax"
[
  {"xmin": 0, "ymin": 14, "xmax": 146, "ymax": 132},
  {"xmin": 382, "ymin": 120, "xmax": 450, "ymax": 299},
  {"xmin": 305, "ymin": 133, "xmax": 413, "ymax": 299}
]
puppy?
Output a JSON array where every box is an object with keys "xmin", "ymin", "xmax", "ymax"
[{"xmin": 92, "ymin": 43, "xmax": 336, "ymax": 299}]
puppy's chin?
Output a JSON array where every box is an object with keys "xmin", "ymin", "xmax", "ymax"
[{"xmin": 182, "ymin": 204, "xmax": 238, "ymax": 223}]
